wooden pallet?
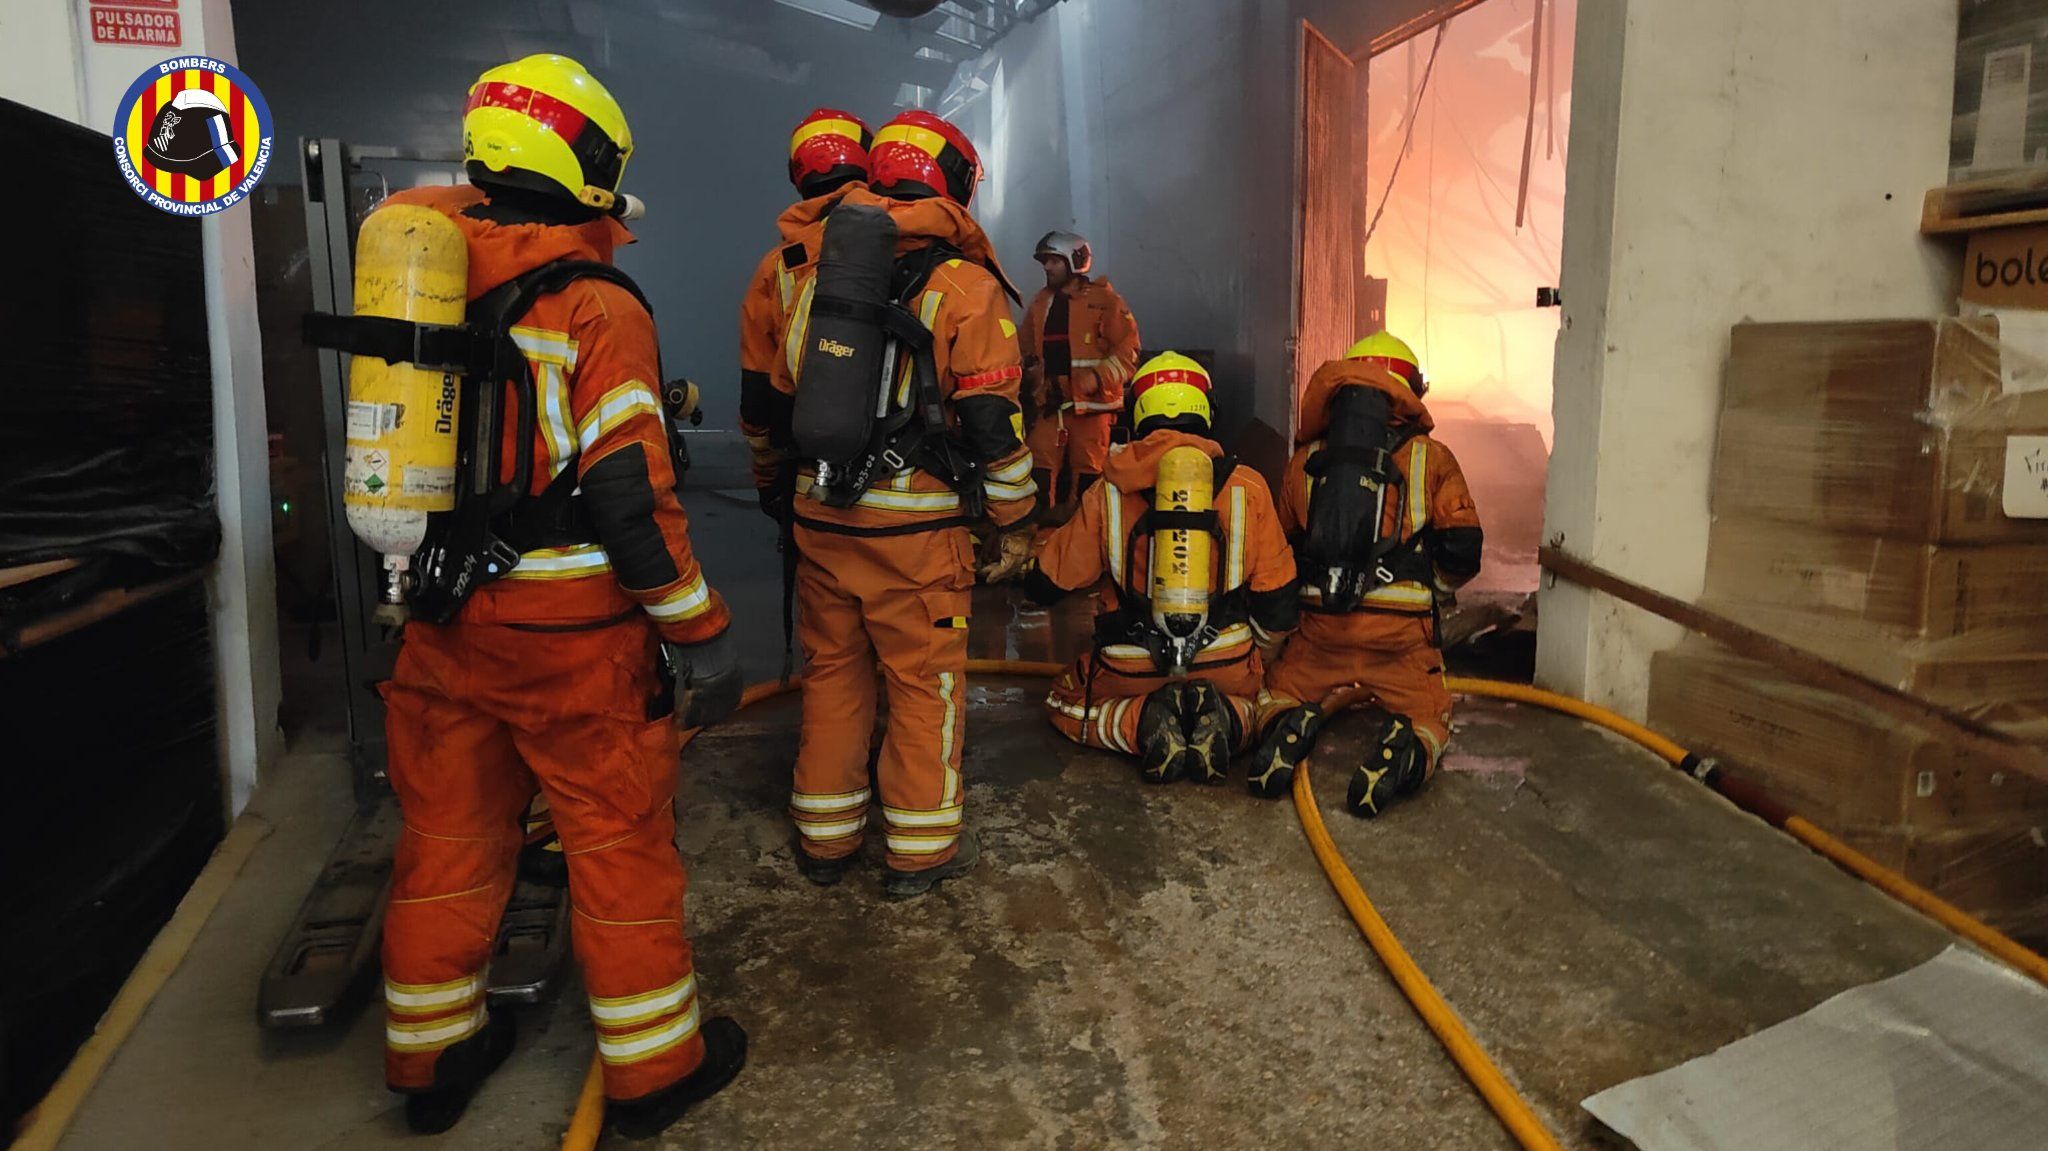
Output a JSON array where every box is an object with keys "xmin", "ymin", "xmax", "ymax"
[
  {"xmin": 0, "ymin": 557, "xmax": 81, "ymax": 591},
  {"xmin": 0, "ymin": 569, "xmax": 206, "ymax": 659},
  {"xmin": 1922, "ymin": 174, "xmax": 2048, "ymax": 235}
]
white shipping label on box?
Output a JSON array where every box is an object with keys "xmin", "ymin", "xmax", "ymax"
[
  {"xmin": 1984, "ymin": 308, "xmax": 2048, "ymax": 395},
  {"xmin": 1974, "ymin": 44, "xmax": 2032, "ymax": 173},
  {"xmin": 2007, "ymin": 436, "xmax": 2048, "ymax": 518}
]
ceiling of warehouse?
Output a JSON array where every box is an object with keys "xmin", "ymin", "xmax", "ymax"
[{"xmin": 235, "ymin": 0, "xmax": 1056, "ymax": 151}]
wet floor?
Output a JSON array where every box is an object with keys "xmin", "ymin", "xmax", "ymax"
[{"xmin": 55, "ymin": 481, "xmax": 1955, "ymax": 1151}]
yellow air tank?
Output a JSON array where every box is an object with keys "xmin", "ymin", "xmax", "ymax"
[
  {"xmin": 1148, "ymin": 445, "xmax": 1215, "ymax": 674},
  {"xmin": 342, "ymin": 203, "xmax": 467, "ymax": 624}
]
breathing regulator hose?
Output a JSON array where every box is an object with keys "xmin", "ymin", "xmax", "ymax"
[{"xmin": 560, "ymin": 664, "xmax": 2048, "ymax": 1151}]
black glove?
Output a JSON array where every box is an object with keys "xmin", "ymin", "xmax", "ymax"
[
  {"xmin": 759, "ymin": 463, "xmax": 796, "ymax": 524},
  {"xmin": 663, "ymin": 629, "xmax": 743, "ymax": 730}
]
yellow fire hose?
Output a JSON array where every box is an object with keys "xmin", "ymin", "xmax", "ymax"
[{"xmin": 553, "ymin": 663, "xmax": 2048, "ymax": 1151}]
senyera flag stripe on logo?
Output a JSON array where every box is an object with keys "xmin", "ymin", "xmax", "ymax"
[
  {"xmin": 466, "ymin": 81, "xmax": 590, "ymax": 148},
  {"xmin": 112, "ymin": 55, "xmax": 272, "ymax": 216}
]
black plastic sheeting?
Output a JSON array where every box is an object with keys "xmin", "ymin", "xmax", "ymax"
[
  {"xmin": 0, "ymin": 582, "xmax": 223, "ymax": 1128},
  {"xmin": 0, "ymin": 99, "xmax": 226, "ymax": 1128},
  {"xmin": 1, "ymin": 97, "xmax": 220, "ymax": 581}
]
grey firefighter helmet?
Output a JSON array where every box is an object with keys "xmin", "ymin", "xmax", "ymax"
[{"xmin": 1033, "ymin": 229, "xmax": 1093, "ymax": 276}]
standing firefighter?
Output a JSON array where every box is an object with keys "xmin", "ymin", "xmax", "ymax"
[
  {"xmin": 1019, "ymin": 230, "xmax": 1140, "ymax": 515},
  {"xmin": 1026, "ymin": 353, "xmax": 1298, "ymax": 782},
  {"xmin": 1248, "ymin": 333, "xmax": 1484, "ymax": 815},
  {"xmin": 761, "ymin": 110, "xmax": 1037, "ymax": 897},
  {"xmin": 739, "ymin": 108, "xmax": 872, "ymax": 517},
  {"xmin": 350, "ymin": 56, "xmax": 745, "ymax": 1137}
]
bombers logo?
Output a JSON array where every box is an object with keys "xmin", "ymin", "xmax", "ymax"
[{"xmin": 112, "ymin": 56, "xmax": 273, "ymax": 217}]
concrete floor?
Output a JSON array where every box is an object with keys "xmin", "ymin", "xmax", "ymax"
[{"xmin": 54, "ymin": 483, "xmax": 1959, "ymax": 1151}]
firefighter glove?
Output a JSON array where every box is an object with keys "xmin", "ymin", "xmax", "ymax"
[
  {"xmin": 977, "ymin": 527, "xmax": 1036, "ymax": 584},
  {"xmin": 665, "ymin": 630, "xmax": 744, "ymax": 730}
]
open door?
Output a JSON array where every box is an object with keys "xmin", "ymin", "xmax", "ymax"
[{"xmin": 1293, "ymin": 21, "xmax": 1359, "ymax": 435}]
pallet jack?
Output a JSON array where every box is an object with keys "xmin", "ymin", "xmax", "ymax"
[{"xmin": 258, "ymin": 138, "xmax": 571, "ymax": 1030}]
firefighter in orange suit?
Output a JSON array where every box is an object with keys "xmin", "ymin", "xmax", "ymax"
[
  {"xmin": 1248, "ymin": 333, "xmax": 1484, "ymax": 816},
  {"xmin": 759, "ymin": 111, "xmax": 1037, "ymax": 897},
  {"xmin": 739, "ymin": 107, "xmax": 872, "ymax": 516},
  {"xmin": 1019, "ymin": 230, "xmax": 1140, "ymax": 513},
  {"xmin": 375, "ymin": 55, "xmax": 744, "ymax": 1138},
  {"xmin": 1024, "ymin": 353, "xmax": 1299, "ymax": 782}
]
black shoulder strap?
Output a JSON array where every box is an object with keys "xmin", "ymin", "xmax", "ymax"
[
  {"xmin": 1213, "ymin": 453, "xmax": 1238, "ymax": 492},
  {"xmin": 468, "ymin": 258, "xmax": 659, "ymax": 511}
]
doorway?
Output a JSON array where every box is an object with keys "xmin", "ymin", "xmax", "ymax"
[{"xmin": 1361, "ymin": 0, "xmax": 1573, "ymax": 600}]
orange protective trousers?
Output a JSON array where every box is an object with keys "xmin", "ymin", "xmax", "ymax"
[
  {"xmin": 380, "ymin": 618, "xmax": 704, "ymax": 1102},
  {"xmin": 1027, "ymin": 408, "xmax": 1113, "ymax": 488},
  {"xmin": 1046, "ymin": 656, "xmax": 1265, "ymax": 757},
  {"xmin": 790, "ymin": 525, "xmax": 974, "ymax": 872},
  {"xmin": 1257, "ymin": 613, "xmax": 1453, "ymax": 772}
]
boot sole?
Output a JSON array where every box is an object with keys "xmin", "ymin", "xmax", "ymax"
[{"xmin": 881, "ymin": 835, "xmax": 981, "ymax": 900}]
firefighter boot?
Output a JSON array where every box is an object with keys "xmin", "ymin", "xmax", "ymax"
[
  {"xmin": 1136, "ymin": 685, "xmax": 1192, "ymax": 784},
  {"xmin": 1181, "ymin": 680, "xmax": 1233, "ymax": 785},
  {"xmin": 402, "ymin": 1010, "xmax": 517, "ymax": 1134},
  {"xmin": 794, "ymin": 837, "xmax": 854, "ymax": 887},
  {"xmin": 1247, "ymin": 703, "xmax": 1325, "ymax": 799},
  {"xmin": 1346, "ymin": 708, "xmax": 1430, "ymax": 818},
  {"xmin": 606, "ymin": 1016, "xmax": 750, "ymax": 1140},
  {"xmin": 881, "ymin": 828, "xmax": 982, "ymax": 901}
]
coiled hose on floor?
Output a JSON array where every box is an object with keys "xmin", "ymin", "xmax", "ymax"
[{"xmin": 558, "ymin": 663, "xmax": 2046, "ymax": 1151}]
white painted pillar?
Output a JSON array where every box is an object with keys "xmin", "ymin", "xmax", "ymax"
[{"xmin": 1538, "ymin": 0, "xmax": 1957, "ymax": 718}]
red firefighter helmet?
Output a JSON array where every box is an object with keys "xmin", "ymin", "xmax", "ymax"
[
  {"xmin": 869, "ymin": 110, "xmax": 982, "ymax": 206},
  {"xmin": 788, "ymin": 107, "xmax": 871, "ymax": 197}
]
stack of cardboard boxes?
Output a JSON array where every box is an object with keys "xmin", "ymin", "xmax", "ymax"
[{"xmin": 1649, "ymin": 313, "xmax": 2048, "ymax": 940}]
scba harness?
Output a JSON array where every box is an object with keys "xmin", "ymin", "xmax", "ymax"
[
  {"xmin": 1298, "ymin": 386, "xmax": 1434, "ymax": 614},
  {"xmin": 1092, "ymin": 452, "xmax": 1249, "ymax": 676},
  {"xmin": 789, "ymin": 202, "xmax": 990, "ymax": 531},
  {"xmin": 306, "ymin": 259, "xmax": 693, "ymax": 623}
]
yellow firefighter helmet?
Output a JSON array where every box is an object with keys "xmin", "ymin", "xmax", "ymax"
[
  {"xmin": 463, "ymin": 54, "xmax": 633, "ymax": 213},
  {"xmin": 1131, "ymin": 351, "xmax": 1213, "ymax": 431}
]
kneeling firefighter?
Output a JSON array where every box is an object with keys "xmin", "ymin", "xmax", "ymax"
[
  {"xmin": 1248, "ymin": 333, "xmax": 1484, "ymax": 816},
  {"xmin": 304, "ymin": 55, "xmax": 745, "ymax": 1137},
  {"xmin": 761, "ymin": 110, "xmax": 1038, "ymax": 897},
  {"xmin": 1024, "ymin": 353, "xmax": 1299, "ymax": 783}
]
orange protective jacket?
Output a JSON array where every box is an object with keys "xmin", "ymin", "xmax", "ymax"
[
  {"xmin": 766, "ymin": 186, "xmax": 1035, "ymax": 534},
  {"xmin": 1020, "ymin": 277, "xmax": 1141, "ymax": 417},
  {"xmin": 1034, "ymin": 429, "xmax": 1298, "ymax": 677},
  {"xmin": 383, "ymin": 186, "xmax": 729, "ymax": 646},
  {"xmin": 1283, "ymin": 360, "xmax": 1482, "ymax": 625},
  {"xmin": 738, "ymin": 182, "xmax": 865, "ymax": 493}
]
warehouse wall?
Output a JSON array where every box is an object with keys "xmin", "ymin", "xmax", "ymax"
[
  {"xmin": 1537, "ymin": 0, "xmax": 1961, "ymax": 715},
  {"xmin": 231, "ymin": 1, "xmax": 924, "ymax": 451},
  {"xmin": 966, "ymin": 0, "xmax": 1282, "ymax": 456},
  {"xmin": 963, "ymin": 0, "xmax": 1448, "ymax": 466},
  {"xmin": 0, "ymin": 0, "xmax": 282, "ymax": 813}
]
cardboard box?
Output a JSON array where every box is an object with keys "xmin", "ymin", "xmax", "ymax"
[
  {"xmin": 1714, "ymin": 318, "xmax": 2048, "ymax": 542},
  {"xmin": 1711, "ymin": 603, "xmax": 2048, "ymax": 719},
  {"xmin": 1701, "ymin": 518, "xmax": 2048, "ymax": 643},
  {"xmin": 1963, "ymin": 223, "xmax": 2048, "ymax": 310},
  {"xmin": 1646, "ymin": 643, "xmax": 2048, "ymax": 833},
  {"xmin": 1838, "ymin": 823, "xmax": 2048, "ymax": 941}
]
